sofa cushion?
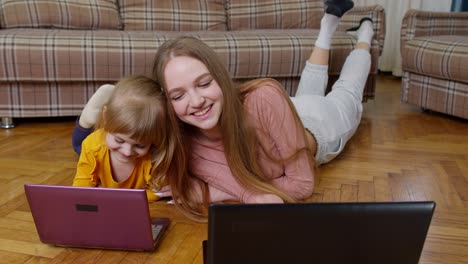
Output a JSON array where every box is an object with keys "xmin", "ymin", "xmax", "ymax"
[
  {"xmin": 119, "ymin": 0, "xmax": 227, "ymax": 31},
  {"xmin": 0, "ymin": 0, "xmax": 121, "ymax": 30},
  {"xmin": 402, "ymin": 35, "xmax": 468, "ymax": 83},
  {"xmin": 226, "ymin": 0, "xmax": 323, "ymax": 30}
]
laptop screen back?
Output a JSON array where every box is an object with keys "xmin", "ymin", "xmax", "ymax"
[
  {"xmin": 207, "ymin": 202, "xmax": 435, "ymax": 264},
  {"xmin": 24, "ymin": 184, "xmax": 160, "ymax": 251}
]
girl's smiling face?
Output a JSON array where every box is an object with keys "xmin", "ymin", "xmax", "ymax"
[
  {"xmin": 106, "ymin": 132, "xmax": 151, "ymax": 163},
  {"xmin": 164, "ymin": 56, "xmax": 223, "ymax": 138}
]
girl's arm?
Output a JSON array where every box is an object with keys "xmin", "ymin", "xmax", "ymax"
[
  {"xmin": 189, "ymin": 154, "xmax": 282, "ymax": 203},
  {"xmin": 73, "ymin": 147, "xmax": 98, "ymax": 187},
  {"xmin": 73, "ymin": 137, "xmax": 99, "ymax": 187},
  {"xmin": 190, "ymin": 161, "xmax": 285, "ymax": 203},
  {"xmin": 244, "ymin": 83, "xmax": 315, "ymax": 199}
]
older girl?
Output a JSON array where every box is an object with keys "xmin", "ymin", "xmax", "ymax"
[{"xmin": 152, "ymin": 0, "xmax": 373, "ymax": 220}]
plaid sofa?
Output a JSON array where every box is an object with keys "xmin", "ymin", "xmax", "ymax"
[
  {"xmin": 0, "ymin": 0, "xmax": 385, "ymax": 123},
  {"xmin": 400, "ymin": 9, "xmax": 468, "ymax": 119}
]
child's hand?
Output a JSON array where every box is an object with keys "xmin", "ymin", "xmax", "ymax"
[
  {"xmin": 155, "ymin": 185, "xmax": 172, "ymax": 198},
  {"xmin": 155, "ymin": 185, "xmax": 176, "ymax": 205}
]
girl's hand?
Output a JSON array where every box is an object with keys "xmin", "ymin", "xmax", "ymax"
[
  {"xmin": 208, "ymin": 185, "xmax": 237, "ymax": 203},
  {"xmin": 155, "ymin": 182, "xmax": 237, "ymax": 203},
  {"xmin": 154, "ymin": 181, "xmax": 240, "ymax": 204},
  {"xmin": 244, "ymin": 193, "xmax": 284, "ymax": 204}
]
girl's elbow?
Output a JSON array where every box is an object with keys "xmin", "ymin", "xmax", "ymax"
[
  {"xmin": 288, "ymin": 179, "xmax": 315, "ymax": 200},
  {"xmin": 293, "ymin": 186, "xmax": 314, "ymax": 200}
]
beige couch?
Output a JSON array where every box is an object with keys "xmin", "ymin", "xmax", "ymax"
[
  {"xmin": 401, "ymin": 9, "xmax": 468, "ymax": 119},
  {"xmin": 0, "ymin": 0, "xmax": 385, "ymax": 128}
]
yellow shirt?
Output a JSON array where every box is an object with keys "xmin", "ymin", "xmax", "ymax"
[{"xmin": 73, "ymin": 129, "xmax": 159, "ymax": 202}]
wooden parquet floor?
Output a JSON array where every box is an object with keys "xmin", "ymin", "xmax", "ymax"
[{"xmin": 1, "ymin": 74, "xmax": 467, "ymax": 263}]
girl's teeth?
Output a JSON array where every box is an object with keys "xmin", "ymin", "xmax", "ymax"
[{"xmin": 194, "ymin": 106, "xmax": 210, "ymax": 116}]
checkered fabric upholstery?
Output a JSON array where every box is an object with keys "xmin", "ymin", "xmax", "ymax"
[
  {"xmin": 400, "ymin": 10, "xmax": 468, "ymax": 119},
  {"xmin": 0, "ymin": 0, "xmax": 121, "ymax": 30},
  {"xmin": 226, "ymin": 0, "xmax": 323, "ymax": 30},
  {"xmin": 119, "ymin": 0, "xmax": 227, "ymax": 31}
]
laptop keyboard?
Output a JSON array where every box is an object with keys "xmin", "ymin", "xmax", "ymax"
[{"xmin": 151, "ymin": 224, "xmax": 163, "ymax": 240}]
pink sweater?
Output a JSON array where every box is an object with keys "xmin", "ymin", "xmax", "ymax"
[{"xmin": 189, "ymin": 84, "xmax": 314, "ymax": 202}]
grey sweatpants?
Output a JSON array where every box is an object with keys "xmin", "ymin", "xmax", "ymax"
[{"xmin": 290, "ymin": 49, "xmax": 371, "ymax": 165}]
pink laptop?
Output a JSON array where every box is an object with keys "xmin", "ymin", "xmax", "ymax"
[{"xmin": 24, "ymin": 184, "xmax": 169, "ymax": 251}]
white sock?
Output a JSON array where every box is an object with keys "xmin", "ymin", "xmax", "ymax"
[
  {"xmin": 79, "ymin": 84, "xmax": 115, "ymax": 128},
  {"xmin": 349, "ymin": 20, "xmax": 374, "ymax": 46},
  {"xmin": 358, "ymin": 20, "xmax": 374, "ymax": 45},
  {"xmin": 314, "ymin": 13, "xmax": 340, "ymax": 50}
]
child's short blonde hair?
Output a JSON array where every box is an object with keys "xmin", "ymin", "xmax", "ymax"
[{"xmin": 100, "ymin": 75, "xmax": 166, "ymax": 147}]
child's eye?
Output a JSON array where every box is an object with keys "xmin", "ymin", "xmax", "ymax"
[
  {"xmin": 171, "ymin": 94, "xmax": 183, "ymax": 101},
  {"xmin": 135, "ymin": 144, "xmax": 147, "ymax": 149},
  {"xmin": 115, "ymin": 138, "xmax": 124, "ymax": 144}
]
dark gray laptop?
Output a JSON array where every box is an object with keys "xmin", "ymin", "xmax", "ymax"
[
  {"xmin": 205, "ymin": 201, "xmax": 435, "ymax": 264},
  {"xmin": 24, "ymin": 184, "xmax": 169, "ymax": 251}
]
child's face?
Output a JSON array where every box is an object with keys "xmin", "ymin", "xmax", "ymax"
[
  {"xmin": 105, "ymin": 133, "xmax": 151, "ymax": 163},
  {"xmin": 164, "ymin": 56, "xmax": 223, "ymax": 136}
]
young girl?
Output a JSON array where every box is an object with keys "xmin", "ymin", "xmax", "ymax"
[
  {"xmin": 72, "ymin": 75, "xmax": 173, "ymax": 202},
  {"xmin": 152, "ymin": 0, "xmax": 373, "ymax": 219}
]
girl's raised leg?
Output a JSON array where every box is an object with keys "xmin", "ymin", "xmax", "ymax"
[
  {"xmin": 295, "ymin": 0, "xmax": 354, "ymax": 97},
  {"xmin": 71, "ymin": 84, "xmax": 115, "ymax": 154}
]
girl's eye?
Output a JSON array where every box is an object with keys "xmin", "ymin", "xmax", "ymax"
[
  {"xmin": 114, "ymin": 138, "xmax": 124, "ymax": 144},
  {"xmin": 199, "ymin": 79, "xmax": 212, "ymax": 87},
  {"xmin": 135, "ymin": 144, "xmax": 147, "ymax": 149}
]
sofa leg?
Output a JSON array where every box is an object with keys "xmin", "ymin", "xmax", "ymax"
[{"xmin": 0, "ymin": 117, "xmax": 15, "ymax": 128}]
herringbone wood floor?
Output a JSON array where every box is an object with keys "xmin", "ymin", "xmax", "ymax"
[{"xmin": 0, "ymin": 74, "xmax": 467, "ymax": 263}]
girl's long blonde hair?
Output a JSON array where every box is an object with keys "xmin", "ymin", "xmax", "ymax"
[
  {"xmin": 152, "ymin": 36, "xmax": 315, "ymax": 221},
  {"xmin": 98, "ymin": 75, "xmax": 173, "ymax": 188}
]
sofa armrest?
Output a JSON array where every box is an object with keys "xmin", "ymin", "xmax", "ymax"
[
  {"xmin": 339, "ymin": 5, "xmax": 386, "ymax": 55},
  {"xmin": 400, "ymin": 9, "xmax": 468, "ymax": 53}
]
